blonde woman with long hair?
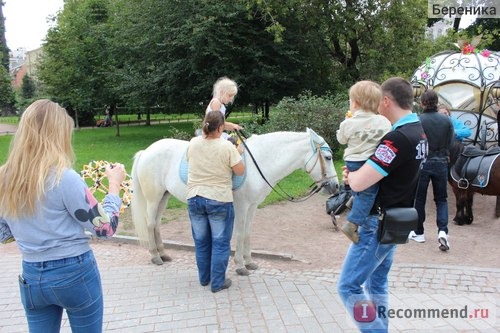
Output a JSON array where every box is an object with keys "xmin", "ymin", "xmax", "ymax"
[{"xmin": 0, "ymin": 99, "xmax": 126, "ymax": 333}]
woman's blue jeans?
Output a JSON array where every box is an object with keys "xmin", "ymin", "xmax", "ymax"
[
  {"xmin": 187, "ymin": 196, "xmax": 234, "ymax": 291},
  {"xmin": 345, "ymin": 161, "xmax": 379, "ymax": 225},
  {"xmin": 414, "ymin": 159, "xmax": 449, "ymax": 235},
  {"xmin": 337, "ymin": 214, "xmax": 396, "ymax": 332},
  {"xmin": 19, "ymin": 250, "xmax": 104, "ymax": 333}
]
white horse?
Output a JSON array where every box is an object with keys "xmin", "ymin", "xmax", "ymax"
[{"xmin": 131, "ymin": 128, "xmax": 339, "ymax": 275}]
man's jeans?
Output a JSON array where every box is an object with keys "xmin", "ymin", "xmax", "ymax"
[
  {"xmin": 337, "ymin": 214, "xmax": 396, "ymax": 332},
  {"xmin": 20, "ymin": 250, "xmax": 104, "ymax": 333},
  {"xmin": 345, "ymin": 161, "xmax": 379, "ymax": 225},
  {"xmin": 187, "ymin": 196, "xmax": 234, "ymax": 290},
  {"xmin": 414, "ymin": 159, "xmax": 449, "ymax": 235}
]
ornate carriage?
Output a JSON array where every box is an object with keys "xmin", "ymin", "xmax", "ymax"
[{"xmin": 411, "ymin": 50, "xmax": 500, "ymax": 148}]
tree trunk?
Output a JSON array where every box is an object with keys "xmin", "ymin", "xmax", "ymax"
[
  {"xmin": 111, "ymin": 104, "xmax": 120, "ymax": 137},
  {"xmin": 74, "ymin": 109, "xmax": 79, "ymax": 129},
  {"xmin": 453, "ymin": 17, "xmax": 461, "ymax": 32}
]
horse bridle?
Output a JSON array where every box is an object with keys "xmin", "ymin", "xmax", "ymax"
[
  {"xmin": 305, "ymin": 140, "xmax": 336, "ymax": 185},
  {"xmin": 235, "ymin": 130, "xmax": 334, "ymax": 203}
]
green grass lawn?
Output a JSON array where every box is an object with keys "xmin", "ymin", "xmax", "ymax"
[
  {"xmin": 0, "ymin": 122, "xmax": 343, "ymax": 209},
  {"xmin": 0, "ymin": 111, "xmax": 255, "ymax": 126}
]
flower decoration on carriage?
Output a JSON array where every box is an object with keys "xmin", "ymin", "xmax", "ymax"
[
  {"xmin": 81, "ymin": 160, "xmax": 132, "ymax": 212},
  {"xmin": 457, "ymin": 35, "xmax": 490, "ymax": 57},
  {"xmin": 420, "ymin": 57, "xmax": 432, "ymax": 81}
]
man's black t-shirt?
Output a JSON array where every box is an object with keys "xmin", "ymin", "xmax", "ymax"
[{"xmin": 367, "ymin": 116, "xmax": 427, "ymax": 209}]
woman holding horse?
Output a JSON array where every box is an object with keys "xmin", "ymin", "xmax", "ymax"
[{"xmin": 186, "ymin": 110, "xmax": 245, "ymax": 292}]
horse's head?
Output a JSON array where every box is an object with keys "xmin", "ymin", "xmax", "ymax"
[{"xmin": 304, "ymin": 128, "xmax": 339, "ymax": 194}]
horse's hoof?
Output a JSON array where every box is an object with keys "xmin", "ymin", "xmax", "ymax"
[
  {"xmin": 453, "ymin": 219, "xmax": 464, "ymax": 226},
  {"xmin": 236, "ymin": 268, "xmax": 250, "ymax": 276},
  {"xmin": 245, "ymin": 263, "xmax": 258, "ymax": 270},
  {"xmin": 161, "ymin": 254, "xmax": 172, "ymax": 262},
  {"xmin": 465, "ymin": 219, "xmax": 473, "ymax": 225},
  {"xmin": 151, "ymin": 257, "xmax": 164, "ymax": 265}
]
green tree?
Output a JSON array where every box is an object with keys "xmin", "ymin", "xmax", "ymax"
[
  {"xmin": 38, "ymin": 0, "xmax": 118, "ymax": 127},
  {"xmin": 465, "ymin": 18, "xmax": 500, "ymax": 51},
  {"xmin": 21, "ymin": 74, "xmax": 36, "ymax": 99},
  {"xmin": 0, "ymin": 2, "xmax": 9, "ymax": 70},
  {"xmin": 0, "ymin": 2, "xmax": 15, "ymax": 114},
  {"xmin": 109, "ymin": 0, "xmax": 331, "ymax": 120},
  {"xmin": 244, "ymin": 0, "xmax": 435, "ymax": 83},
  {"xmin": 0, "ymin": 65, "xmax": 15, "ymax": 115}
]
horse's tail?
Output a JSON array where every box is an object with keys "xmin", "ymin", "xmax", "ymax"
[{"xmin": 131, "ymin": 150, "xmax": 149, "ymax": 247}]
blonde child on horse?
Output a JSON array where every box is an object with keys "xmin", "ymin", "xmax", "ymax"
[{"xmin": 206, "ymin": 77, "xmax": 243, "ymax": 149}]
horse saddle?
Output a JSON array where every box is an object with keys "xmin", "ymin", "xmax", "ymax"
[
  {"xmin": 179, "ymin": 150, "xmax": 246, "ymax": 190},
  {"xmin": 450, "ymin": 146, "xmax": 500, "ymax": 189}
]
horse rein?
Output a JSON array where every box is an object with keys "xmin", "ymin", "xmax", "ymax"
[{"xmin": 234, "ymin": 130, "xmax": 332, "ymax": 203}]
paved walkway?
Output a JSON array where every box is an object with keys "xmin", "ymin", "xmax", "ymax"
[
  {"xmin": 0, "ymin": 123, "xmax": 17, "ymax": 135},
  {"xmin": 1, "ymin": 237, "xmax": 499, "ymax": 333}
]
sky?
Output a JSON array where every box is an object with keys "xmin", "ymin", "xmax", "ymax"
[
  {"xmin": 3, "ymin": 0, "xmax": 64, "ymax": 51},
  {"xmin": 1, "ymin": 1, "xmax": 477, "ymax": 53}
]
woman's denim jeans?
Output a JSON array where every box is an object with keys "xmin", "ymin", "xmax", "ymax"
[
  {"xmin": 414, "ymin": 159, "xmax": 449, "ymax": 235},
  {"xmin": 345, "ymin": 161, "xmax": 379, "ymax": 226},
  {"xmin": 187, "ymin": 196, "xmax": 234, "ymax": 291},
  {"xmin": 19, "ymin": 250, "xmax": 103, "ymax": 333},
  {"xmin": 337, "ymin": 214, "xmax": 396, "ymax": 332}
]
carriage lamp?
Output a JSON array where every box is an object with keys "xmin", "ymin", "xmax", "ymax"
[
  {"xmin": 412, "ymin": 82, "xmax": 425, "ymax": 99},
  {"xmin": 491, "ymin": 81, "xmax": 500, "ymax": 101}
]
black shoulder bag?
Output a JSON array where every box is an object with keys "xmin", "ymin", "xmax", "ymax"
[
  {"xmin": 377, "ymin": 206, "xmax": 418, "ymax": 244},
  {"xmin": 377, "ymin": 170, "xmax": 421, "ymax": 245}
]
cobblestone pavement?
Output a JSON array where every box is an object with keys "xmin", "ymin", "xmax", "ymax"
[{"xmin": 1, "ymin": 238, "xmax": 499, "ymax": 333}]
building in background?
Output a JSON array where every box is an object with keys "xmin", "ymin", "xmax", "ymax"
[
  {"xmin": 9, "ymin": 47, "xmax": 42, "ymax": 89},
  {"xmin": 426, "ymin": 19, "xmax": 453, "ymax": 40},
  {"xmin": 9, "ymin": 47, "xmax": 26, "ymax": 70}
]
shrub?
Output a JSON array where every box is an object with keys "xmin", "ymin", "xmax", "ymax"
[{"xmin": 243, "ymin": 92, "xmax": 348, "ymax": 154}]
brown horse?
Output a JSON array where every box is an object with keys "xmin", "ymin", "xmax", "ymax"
[{"xmin": 448, "ymin": 141, "xmax": 500, "ymax": 225}]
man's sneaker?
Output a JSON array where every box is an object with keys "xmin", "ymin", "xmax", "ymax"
[
  {"xmin": 340, "ymin": 221, "xmax": 359, "ymax": 243},
  {"xmin": 408, "ymin": 231, "xmax": 425, "ymax": 243},
  {"xmin": 438, "ymin": 231, "xmax": 450, "ymax": 251}
]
